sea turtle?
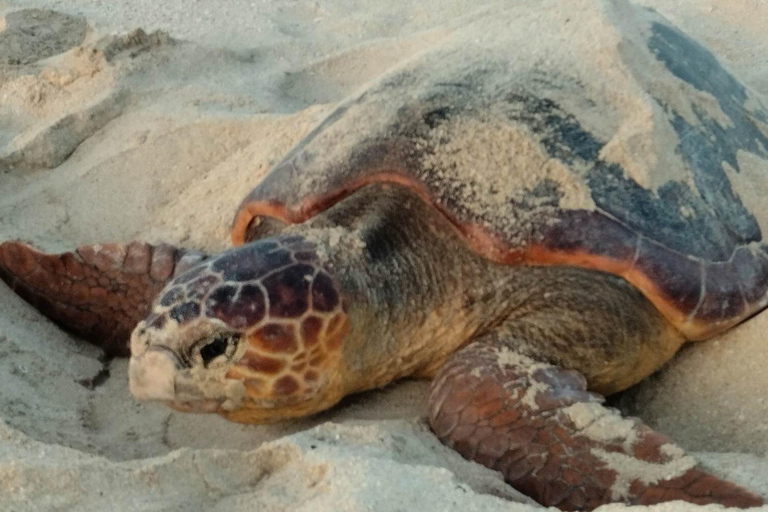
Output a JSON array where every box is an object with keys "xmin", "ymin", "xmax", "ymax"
[{"xmin": 1, "ymin": 3, "xmax": 767, "ymax": 510}]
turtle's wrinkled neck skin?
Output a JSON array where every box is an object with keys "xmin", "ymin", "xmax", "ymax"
[
  {"xmin": 281, "ymin": 183, "xmax": 684, "ymax": 398},
  {"xmin": 127, "ymin": 182, "xmax": 683, "ymax": 422},
  {"xmin": 291, "ymin": 184, "xmax": 510, "ymax": 392}
]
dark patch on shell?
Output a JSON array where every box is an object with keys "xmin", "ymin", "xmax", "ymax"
[
  {"xmin": 647, "ymin": 22, "xmax": 768, "ymax": 249},
  {"xmin": 505, "ymin": 93, "xmax": 603, "ymax": 164},
  {"xmin": 504, "ymin": 91, "xmax": 763, "ymax": 261},
  {"xmin": 732, "ymin": 247, "xmax": 768, "ymax": 304},
  {"xmin": 699, "ymin": 262, "xmax": 746, "ymax": 322},
  {"xmin": 540, "ymin": 210, "xmax": 639, "ymax": 262},
  {"xmin": 507, "ymin": 178, "xmax": 564, "ymax": 222},
  {"xmin": 633, "ymin": 239, "xmax": 701, "ymax": 314}
]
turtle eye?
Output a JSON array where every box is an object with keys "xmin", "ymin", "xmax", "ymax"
[{"xmin": 199, "ymin": 333, "xmax": 237, "ymax": 366}]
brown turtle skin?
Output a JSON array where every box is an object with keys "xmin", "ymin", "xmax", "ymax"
[{"xmin": 1, "ymin": 4, "xmax": 767, "ymax": 511}]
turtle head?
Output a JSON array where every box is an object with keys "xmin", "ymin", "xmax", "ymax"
[{"xmin": 128, "ymin": 235, "xmax": 350, "ymax": 423}]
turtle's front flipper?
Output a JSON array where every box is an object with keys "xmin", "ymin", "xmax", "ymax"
[
  {"xmin": 0, "ymin": 241, "xmax": 206, "ymax": 356},
  {"xmin": 429, "ymin": 341, "xmax": 763, "ymax": 510}
]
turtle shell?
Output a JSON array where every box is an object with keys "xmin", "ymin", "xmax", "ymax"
[{"xmin": 233, "ymin": 2, "xmax": 768, "ymax": 340}]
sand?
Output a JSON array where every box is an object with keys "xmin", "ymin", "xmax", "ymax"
[{"xmin": 1, "ymin": 0, "xmax": 768, "ymax": 510}]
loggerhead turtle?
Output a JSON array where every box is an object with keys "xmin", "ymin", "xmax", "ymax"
[{"xmin": 1, "ymin": 3, "xmax": 768, "ymax": 510}]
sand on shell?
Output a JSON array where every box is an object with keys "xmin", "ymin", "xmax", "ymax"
[{"xmin": 1, "ymin": 0, "xmax": 768, "ymax": 510}]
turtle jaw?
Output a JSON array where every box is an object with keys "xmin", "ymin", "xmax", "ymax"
[
  {"xmin": 128, "ymin": 326, "xmax": 247, "ymax": 413},
  {"xmin": 127, "ymin": 316, "xmax": 347, "ymax": 420},
  {"xmin": 128, "ymin": 346, "xmax": 177, "ymax": 402}
]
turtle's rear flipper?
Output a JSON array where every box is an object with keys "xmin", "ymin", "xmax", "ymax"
[
  {"xmin": 429, "ymin": 341, "xmax": 764, "ymax": 510},
  {"xmin": 0, "ymin": 241, "xmax": 206, "ymax": 357}
]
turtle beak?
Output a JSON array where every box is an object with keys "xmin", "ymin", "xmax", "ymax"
[{"xmin": 128, "ymin": 347, "xmax": 178, "ymax": 401}]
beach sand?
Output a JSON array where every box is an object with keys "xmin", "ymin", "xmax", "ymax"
[{"xmin": 1, "ymin": 0, "xmax": 767, "ymax": 510}]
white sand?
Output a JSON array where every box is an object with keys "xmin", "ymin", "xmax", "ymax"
[{"xmin": 1, "ymin": 0, "xmax": 768, "ymax": 510}]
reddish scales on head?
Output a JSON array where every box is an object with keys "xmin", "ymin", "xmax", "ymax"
[{"xmin": 141, "ymin": 235, "xmax": 347, "ymax": 403}]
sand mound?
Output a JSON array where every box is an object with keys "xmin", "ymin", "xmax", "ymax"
[
  {"xmin": 1, "ymin": 419, "xmax": 537, "ymax": 512},
  {"xmin": 1, "ymin": 0, "xmax": 768, "ymax": 510},
  {"xmin": 0, "ymin": 9, "xmax": 88, "ymax": 65}
]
